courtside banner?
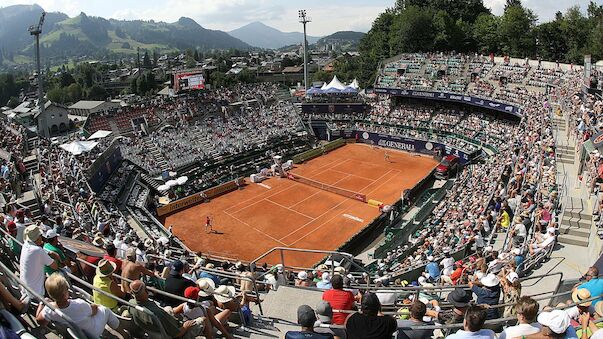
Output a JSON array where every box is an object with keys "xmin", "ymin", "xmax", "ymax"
[
  {"xmin": 354, "ymin": 130, "xmax": 471, "ymax": 164},
  {"xmin": 374, "ymin": 88, "xmax": 522, "ymax": 117}
]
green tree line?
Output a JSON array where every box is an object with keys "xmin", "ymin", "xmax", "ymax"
[{"xmin": 336, "ymin": 0, "xmax": 603, "ymax": 87}]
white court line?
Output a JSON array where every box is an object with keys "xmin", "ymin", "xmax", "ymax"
[
  {"xmin": 257, "ymin": 183, "xmax": 271, "ymax": 189},
  {"xmin": 223, "ymin": 210, "xmax": 288, "ymax": 246},
  {"xmin": 266, "ymin": 199, "xmax": 315, "ymax": 220},
  {"xmin": 343, "ymin": 214, "xmax": 364, "ymax": 222},
  {"xmin": 283, "ymin": 169, "xmax": 393, "ymax": 244}
]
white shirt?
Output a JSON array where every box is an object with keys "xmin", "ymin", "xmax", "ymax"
[
  {"xmin": 499, "ymin": 323, "xmax": 542, "ymax": 339},
  {"xmin": 441, "ymin": 257, "xmax": 454, "ymax": 275},
  {"xmin": 514, "ymin": 223, "xmax": 527, "ymax": 238},
  {"xmin": 183, "ymin": 303, "xmax": 207, "ymax": 320},
  {"xmin": 15, "ymin": 222, "xmax": 26, "ymax": 243},
  {"xmin": 42, "ymin": 299, "xmax": 119, "ymax": 338},
  {"xmin": 19, "ymin": 240, "xmax": 54, "ymax": 296},
  {"xmin": 375, "ymin": 290, "xmax": 398, "ymax": 306}
]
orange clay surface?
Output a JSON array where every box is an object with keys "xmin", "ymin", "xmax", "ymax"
[{"xmin": 163, "ymin": 143, "xmax": 438, "ymax": 267}]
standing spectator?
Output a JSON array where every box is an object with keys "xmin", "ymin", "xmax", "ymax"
[
  {"xmin": 396, "ymin": 301, "xmax": 434, "ymax": 339},
  {"xmin": 574, "ymin": 267, "xmax": 603, "ymax": 307},
  {"xmin": 121, "ymin": 247, "xmax": 156, "ymax": 293},
  {"xmin": 345, "ymin": 292, "xmax": 397, "ymax": 339},
  {"xmin": 322, "ymin": 275, "xmax": 356, "ymax": 325},
  {"xmin": 19, "ymin": 225, "xmax": 58, "ymax": 296},
  {"xmin": 470, "ymin": 273, "xmax": 501, "ymax": 320},
  {"xmin": 501, "ymin": 271, "xmax": 522, "ymax": 317},
  {"xmin": 102, "ymin": 243, "xmax": 122, "ymax": 274},
  {"xmin": 447, "ymin": 304, "xmax": 496, "ymax": 339},
  {"xmin": 499, "ymin": 296, "xmax": 541, "ymax": 339},
  {"xmin": 314, "ymin": 301, "xmax": 347, "ymax": 339},
  {"xmin": 285, "ymin": 304, "xmax": 333, "ymax": 339},
  {"xmin": 93, "ymin": 259, "xmax": 126, "ymax": 311}
]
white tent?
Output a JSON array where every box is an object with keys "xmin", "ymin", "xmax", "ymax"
[
  {"xmin": 320, "ymin": 82, "xmax": 328, "ymax": 90},
  {"xmin": 349, "ymin": 79, "xmax": 360, "ymax": 89},
  {"xmin": 87, "ymin": 130, "xmax": 112, "ymax": 140},
  {"xmin": 165, "ymin": 180, "xmax": 179, "ymax": 187},
  {"xmin": 324, "ymin": 75, "xmax": 346, "ymax": 90},
  {"xmin": 59, "ymin": 141, "xmax": 98, "ymax": 155},
  {"xmin": 176, "ymin": 176, "xmax": 188, "ymax": 185}
]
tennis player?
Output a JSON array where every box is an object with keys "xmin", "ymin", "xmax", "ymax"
[
  {"xmin": 384, "ymin": 151, "xmax": 391, "ymax": 163},
  {"xmin": 205, "ymin": 216, "xmax": 212, "ymax": 233}
]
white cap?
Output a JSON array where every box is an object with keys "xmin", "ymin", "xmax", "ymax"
[
  {"xmin": 321, "ymin": 272, "xmax": 330, "ymax": 281},
  {"xmin": 418, "ymin": 276, "xmax": 426, "ymax": 285},
  {"xmin": 44, "ymin": 229, "xmax": 58, "ymax": 239},
  {"xmin": 547, "ymin": 227, "xmax": 556, "ymax": 234},
  {"xmin": 512, "ymin": 248, "xmax": 521, "ymax": 255},
  {"xmin": 506, "ymin": 271, "xmax": 519, "ymax": 284},
  {"xmin": 297, "ymin": 271, "xmax": 308, "ymax": 280},
  {"xmin": 427, "ymin": 255, "xmax": 434, "ymax": 261},
  {"xmin": 537, "ymin": 310, "xmax": 570, "ymax": 334}
]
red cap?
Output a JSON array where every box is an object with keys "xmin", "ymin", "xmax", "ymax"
[
  {"xmin": 15, "ymin": 210, "xmax": 24, "ymax": 218},
  {"xmin": 6, "ymin": 221, "xmax": 16, "ymax": 235},
  {"xmin": 184, "ymin": 286, "xmax": 200, "ymax": 300}
]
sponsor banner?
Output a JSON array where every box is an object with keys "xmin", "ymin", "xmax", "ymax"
[
  {"xmin": 354, "ymin": 130, "xmax": 471, "ymax": 164},
  {"xmin": 156, "ymin": 179, "xmax": 240, "ymax": 216},
  {"xmin": 374, "ymin": 88, "xmax": 522, "ymax": 117},
  {"xmin": 301, "ymin": 103, "xmax": 368, "ymax": 114}
]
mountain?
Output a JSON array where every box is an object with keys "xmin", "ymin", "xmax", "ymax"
[
  {"xmin": 0, "ymin": 4, "xmax": 68, "ymax": 53},
  {"xmin": 314, "ymin": 31, "xmax": 365, "ymax": 51},
  {"xmin": 0, "ymin": 5, "xmax": 250, "ymax": 67},
  {"xmin": 228, "ymin": 21, "xmax": 321, "ymax": 49}
]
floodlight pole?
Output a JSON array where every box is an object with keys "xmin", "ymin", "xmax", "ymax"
[{"xmin": 298, "ymin": 10, "xmax": 311, "ymax": 95}]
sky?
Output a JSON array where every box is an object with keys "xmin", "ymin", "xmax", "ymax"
[{"xmin": 1, "ymin": 0, "xmax": 601, "ymax": 36}]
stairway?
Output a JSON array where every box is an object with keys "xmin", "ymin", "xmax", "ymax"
[
  {"xmin": 16, "ymin": 190, "xmax": 42, "ymax": 220},
  {"xmin": 556, "ymin": 145, "xmax": 575, "ymax": 164},
  {"xmin": 140, "ymin": 173, "xmax": 162, "ymax": 191},
  {"xmin": 143, "ymin": 140, "xmax": 169, "ymax": 172},
  {"xmin": 558, "ymin": 197, "xmax": 591, "ymax": 247}
]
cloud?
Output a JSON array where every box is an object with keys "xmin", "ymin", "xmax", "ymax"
[{"xmin": 1, "ymin": 0, "xmax": 82, "ymax": 16}]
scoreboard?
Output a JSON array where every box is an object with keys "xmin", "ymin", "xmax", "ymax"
[{"xmin": 172, "ymin": 69, "xmax": 205, "ymax": 92}]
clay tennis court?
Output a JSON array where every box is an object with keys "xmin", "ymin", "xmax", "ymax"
[{"xmin": 164, "ymin": 143, "xmax": 438, "ymax": 267}]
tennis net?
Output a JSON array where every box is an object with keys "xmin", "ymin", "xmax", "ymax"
[{"xmin": 286, "ymin": 172, "xmax": 367, "ymax": 202}]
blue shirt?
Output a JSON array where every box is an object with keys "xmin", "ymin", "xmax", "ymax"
[
  {"xmin": 285, "ymin": 331, "xmax": 333, "ymax": 339},
  {"xmin": 447, "ymin": 329, "xmax": 496, "ymax": 339},
  {"xmin": 471, "ymin": 285, "xmax": 501, "ymax": 319},
  {"xmin": 316, "ymin": 281, "xmax": 332, "ymax": 289},
  {"xmin": 425, "ymin": 262, "xmax": 440, "ymax": 280},
  {"xmin": 578, "ymin": 278, "xmax": 603, "ymax": 306},
  {"xmin": 198, "ymin": 271, "xmax": 221, "ymax": 285}
]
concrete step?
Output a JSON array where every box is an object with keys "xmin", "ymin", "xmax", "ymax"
[
  {"xmin": 560, "ymin": 216, "xmax": 591, "ymax": 229},
  {"xmin": 558, "ymin": 226, "xmax": 591, "ymax": 238},
  {"xmin": 562, "ymin": 210, "xmax": 591, "ymax": 218},
  {"xmin": 558, "ymin": 234, "xmax": 589, "ymax": 247}
]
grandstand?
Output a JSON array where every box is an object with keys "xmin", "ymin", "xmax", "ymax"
[{"xmin": 0, "ymin": 43, "xmax": 602, "ymax": 339}]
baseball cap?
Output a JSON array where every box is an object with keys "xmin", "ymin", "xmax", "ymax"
[
  {"xmin": 315, "ymin": 301, "xmax": 333, "ymax": 323},
  {"xmin": 506, "ymin": 272, "xmax": 519, "ymax": 284},
  {"xmin": 184, "ymin": 286, "xmax": 200, "ymax": 300},
  {"xmin": 537, "ymin": 310, "xmax": 570, "ymax": 334},
  {"xmin": 171, "ymin": 260, "xmax": 184, "ymax": 272},
  {"xmin": 297, "ymin": 271, "xmax": 308, "ymax": 280},
  {"xmin": 297, "ymin": 305, "xmax": 317, "ymax": 327},
  {"xmin": 44, "ymin": 229, "xmax": 58, "ymax": 239},
  {"xmin": 126, "ymin": 247, "xmax": 136, "ymax": 259},
  {"xmin": 361, "ymin": 293, "xmax": 381, "ymax": 313}
]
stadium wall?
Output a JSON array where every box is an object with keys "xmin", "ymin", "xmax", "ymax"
[
  {"xmin": 87, "ymin": 140, "xmax": 123, "ymax": 193},
  {"xmin": 156, "ymin": 178, "xmax": 242, "ymax": 217},
  {"xmin": 292, "ymin": 138, "xmax": 346, "ymax": 164}
]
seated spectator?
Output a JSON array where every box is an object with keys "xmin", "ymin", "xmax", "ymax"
[
  {"xmin": 499, "ymin": 296, "xmax": 541, "ymax": 339},
  {"xmin": 435, "ymin": 288, "xmax": 472, "ymax": 325},
  {"xmin": 345, "ymin": 292, "xmax": 397, "ymax": 339},
  {"xmin": 197, "ymin": 263, "xmax": 221, "ymax": 286},
  {"xmin": 129, "ymin": 280, "xmax": 206, "ymax": 338},
  {"xmin": 317, "ymin": 273, "xmax": 332, "ymax": 290},
  {"xmin": 285, "ymin": 304, "xmax": 334, "ymax": 339},
  {"xmin": 574, "ymin": 267, "xmax": 603, "ymax": 307},
  {"xmin": 425, "ymin": 256, "xmax": 441, "ymax": 282},
  {"xmin": 469, "ymin": 273, "xmax": 501, "ymax": 319},
  {"xmin": 20, "ymin": 225, "xmax": 58, "ymax": 296},
  {"xmin": 322, "ymin": 274, "xmax": 356, "ymax": 325},
  {"xmin": 396, "ymin": 301, "xmax": 433, "ymax": 339},
  {"xmin": 296, "ymin": 271, "xmax": 313, "ymax": 287},
  {"xmin": 36, "ymin": 273, "xmax": 124, "ymax": 338},
  {"xmin": 529, "ymin": 227, "xmax": 556, "ymax": 255},
  {"xmin": 501, "ymin": 271, "xmax": 522, "ymax": 317},
  {"xmin": 172, "ymin": 286, "xmax": 231, "ymax": 339},
  {"xmin": 0, "ymin": 280, "xmax": 27, "ymax": 313},
  {"xmin": 447, "ymin": 304, "xmax": 496, "ymax": 339},
  {"xmin": 314, "ymin": 300, "xmax": 347, "ymax": 339},
  {"xmin": 523, "ymin": 310, "xmax": 578, "ymax": 339},
  {"xmin": 162, "ymin": 260, "xmax": 196, "ymax": 306},
  {"xmin": 93, "ymin": 259, "xmax": 126, "ymax": 311}
]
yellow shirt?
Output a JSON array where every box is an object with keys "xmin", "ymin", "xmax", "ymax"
[
  {"xmin": 93, "ymin": 275, "xmax": 118, "ymax": 310},
  {"xmin": 500, "ymin": 210, "xmax": 510, "ymax": 228}
]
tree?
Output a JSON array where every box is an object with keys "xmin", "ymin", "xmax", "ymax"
[
  {"xmin": 473, "ymin": 13, "xmax": 500, "ymax": 54},
  {"xmin": 388, "ymin": 6, "xmax": 435, "ymax": 54},
  {"xmin": 47, "ymin": 86, "xmax": 69, "ymax": 104},
  {"xmin": 534, "ymin": 21, "xmax": 567, "ymax": 62},
  {"xmin": 66, "ymin": 83, "xmax": 82, "ymax": 102},
  {"xmin": 498, "ymin": 3, "xmax": 537, "ymax": 57},
  {"xmin": 59, "ymin": 72, "xmax": 75, "ymax": 88},
  {"xmin": 560, "ymin": 6, "xmax": 590, "ymax": 63},
  {"xmin": 87, "ymin": 85, "xmax": 107, "ymax": 100},
  {"xmin": 142, "ymin": 50, "xmax": 152, "ymax": 68}
]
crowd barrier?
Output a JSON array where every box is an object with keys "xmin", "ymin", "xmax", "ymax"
[
  {"xmin": 156, "ymin": 178, "xmax": 242, "ymax": 216},
  {"xmin": 292, "ymin": 138, "xmax": 346, "ymax": 164}
]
